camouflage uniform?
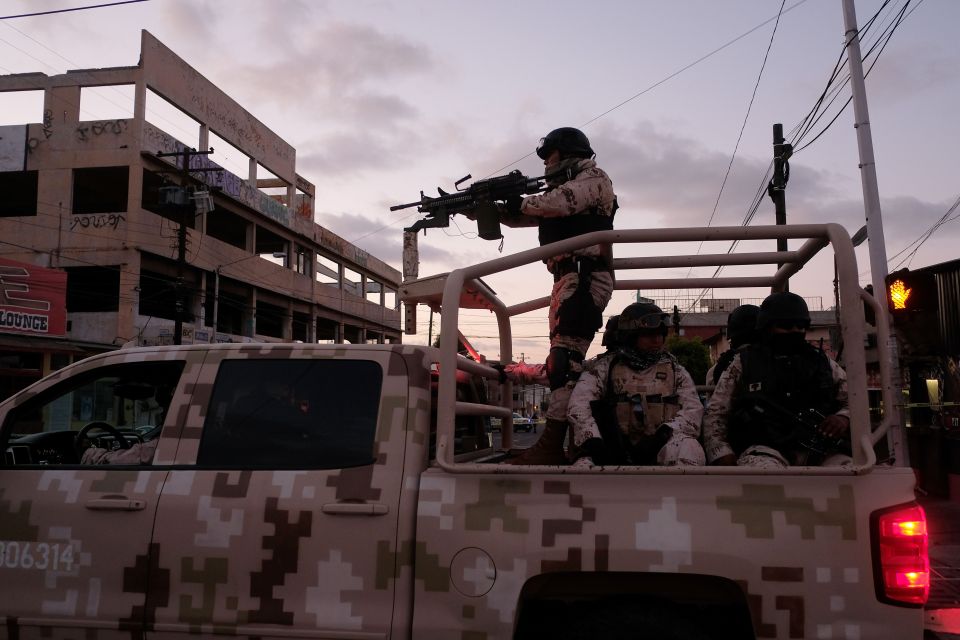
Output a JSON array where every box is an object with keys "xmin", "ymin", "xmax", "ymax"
[
  {"xmin": 510, "ymin": 157, "xmax": 616, "ymax": 420},
  {"xmin": 702, "ymin": 352, "xmax": 851, "ymax": 468},
  {"xmin": 567, "ymin": 351, "xmax": 705, "ymax": 465}
]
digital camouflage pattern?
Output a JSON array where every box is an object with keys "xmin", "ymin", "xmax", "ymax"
[
  {"xmin": 0, "ymin": 343, "xmax": 923, "ymax": 639},
  {"xmin": 702, "ymin": 351, "xmax": 850, "ymax": 465},
  {"xmin": 567, "ymin": 352, "xmax": 705, "ymax": 465}
]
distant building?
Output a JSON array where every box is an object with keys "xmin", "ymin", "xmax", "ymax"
[{"xmin": 0, "ymin": 31, "xmax": 400, "ymax": 398}]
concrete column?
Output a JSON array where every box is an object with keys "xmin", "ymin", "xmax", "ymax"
[
  {"xmin": 283, "ymin": 300, "xmax": 293, "ymax": 341},
  {"xmin": 248, "ymin": 288, "xmax": 257, "ymax": 338},
  {"xmin": 120, "ymin": 251, "xmax": 141, "ymax": 344}
]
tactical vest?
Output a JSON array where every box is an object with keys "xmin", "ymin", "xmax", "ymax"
[
  {"xmin": 590, "ymin": 355, "xmax": 680, "ymax": 464},
  {"xmin": 538, "ymin": 210, "xmax": 614, "ymax": 247},
  {"xmin": 712, "ymin": 347, "xmax": 740, "ymax": 384},
  {"xmin": 729, "ymin": 343, "xmax": 838, "ymax": 455}
]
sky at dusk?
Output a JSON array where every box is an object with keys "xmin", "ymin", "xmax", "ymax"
[{"xmin": 1, "ymin": 0, "xmax": 958, "ymax": 362}]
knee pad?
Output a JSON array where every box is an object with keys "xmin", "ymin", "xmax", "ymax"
[{"xmin": 545, "ymin": 347, "xmax": 583, "ymax": 390}]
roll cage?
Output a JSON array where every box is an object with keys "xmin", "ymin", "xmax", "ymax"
[{"xmin": 400, "ymin": 224, "xmax": 894, "ymax": 475}]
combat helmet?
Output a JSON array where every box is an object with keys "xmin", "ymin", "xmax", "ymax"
[
  {"xmin": 726, "ymin": 304, "xmax": 760, "ymax": 348},
  {"xmin": 600, "ymin": 315, "xmax": 620, "ymax": 348},
  {"xmin": 617, "ymin": 302, "xmax": 669, "ymax": 341},
  {"xmin": 756, "ymin": 291, "xmax": 810, "ymax": 331},
  {"xmin": 536, "ymin": 127, "xmax": 595, "ymax": 160}
]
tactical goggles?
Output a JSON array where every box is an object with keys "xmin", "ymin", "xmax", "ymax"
[{"xmin": 619, "ymin": 312, "xmax": 670, "ymax": 331}]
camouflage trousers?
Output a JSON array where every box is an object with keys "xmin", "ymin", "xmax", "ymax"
[
  {"xmin": 658, "ymin": 433, "xmax": 706, "ymax": 466},
  {"xmin": 544, "ymin": 271, "xmax": 614, "ymax": 423},
  {"xmin": 737, "ymin": 445, "xmax": 853, "ymax": 469},
  {"xmin": 549, "ymin": 269, "xmax": 615, "ymax": 356}
]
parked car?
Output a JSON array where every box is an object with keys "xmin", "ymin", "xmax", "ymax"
[{"xmin": 488, "ymin": 413, "xmax": 535, "ymax": 432}]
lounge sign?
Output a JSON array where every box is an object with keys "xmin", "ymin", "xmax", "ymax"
[{"xmin": 0, "ymin": 258, "xmax": 67, "ymax": 337}]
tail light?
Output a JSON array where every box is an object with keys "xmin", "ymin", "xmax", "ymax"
[{"xmin": 870, "ymin": 502, "xmax": 929, "ymax": 606}]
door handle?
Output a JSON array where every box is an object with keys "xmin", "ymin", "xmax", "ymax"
[
  {"xmin": 320, "ymin": 502, "xmax": 389, "ymax": 516},
  {"xmin": 85, "ymin": 497, "xmax": 147, "ymax": 511}
]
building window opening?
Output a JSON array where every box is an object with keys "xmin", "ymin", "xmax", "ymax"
[
  {"xmin": 316, "ymin": 254, "xmax": 339, "ymax": 286},
  {"xmin": 294, "ymin": 245, "xmax": 311, "ymax": 276},
  {"xmin": 205, "ymin": 207, "xmax": 248, "ymax": 250},
  {"xmin": 139, "ymin": 269, "xmax": 191, "ymax": 322},
  {"xmin": 292, "ymin": 312, "xmax": 310, "ymax": 342},
  {"xmin": 66, "ymin": 266, "xmax": 120, "ymax": 312},
  {"xmin": 365, "ymin": 279, "xmax": 381, "ymax": 305},
  {"xmin": 343, "ymin": 267, "xmax": 362, "ymax": 297},
  {"xmin": 79, "ymin": 85, "xmax": 134, "ymax": 121},
  {"xmin": 73, "ymin": 166, "xmax": 129, "ymax": 214},
  {"xmin": 0, "ymin": 171, "xmax": 38, "ymax": 217},
  {"xmin": 255, "ymin": 299, "xmax": 286, "ymax": 339},
  {"xmin": 255, "ymin": 226, "xmax": 287, "ymax": 266}
]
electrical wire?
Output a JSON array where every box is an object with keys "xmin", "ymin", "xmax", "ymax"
[
  {"xmin": 0, "ymin": 1, "xmax": 148, "ymax": 21},
  {"xmin": 685, "ymin": 0, "xmax": 786, "ymax": 279}
]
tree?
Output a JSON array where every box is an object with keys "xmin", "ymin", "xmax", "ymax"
[{"xmin": 665, "ymin": 335, "xmax": 711, "ymax": 385}]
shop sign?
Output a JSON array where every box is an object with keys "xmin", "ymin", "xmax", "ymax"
[{"xmin": 0, "ymin": 258, "xmax": 67, "ymax": 337}]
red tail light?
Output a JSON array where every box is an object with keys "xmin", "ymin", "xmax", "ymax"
[{"xmin": 871, "ymin": 503, "xmax": 930, "ymax": 606}]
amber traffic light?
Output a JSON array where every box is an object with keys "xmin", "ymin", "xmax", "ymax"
[{"xmin": 885, "ymin": 268, "xmax": 937, "ymax": 314}]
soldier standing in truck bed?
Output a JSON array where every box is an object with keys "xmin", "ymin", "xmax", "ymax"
[{"xmin": 497, "ymin": 127, "xmax": 618, "ymax": 465}]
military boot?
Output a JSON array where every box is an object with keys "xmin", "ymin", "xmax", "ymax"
[{"xmin": 505, "ymin": 419, "xmax": 568, "ymax": 465}]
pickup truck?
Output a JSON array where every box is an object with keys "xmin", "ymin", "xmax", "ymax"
[{"xmin": 0, "ymin": 225, "xmax": 927, "ymax": 639}]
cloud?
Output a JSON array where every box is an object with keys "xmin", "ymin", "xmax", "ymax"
[
  {"xmin": 866, "ymin": 41, "xmax": 960, "ymax": 106},
  {"xmin": 587, "ymin": 121, "xmax": 847, "ymax": 229},
  {"xmin": 315, "ymin": 211, "xmax": 491, "ymax": 270}
]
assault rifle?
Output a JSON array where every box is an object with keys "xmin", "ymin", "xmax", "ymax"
[
  {"xmin": 392, "ymin": 170, "xmax": 549, "ymax": 240},
  {"xmin": 741, "ymin": 397, "xmax": 849, "ymax": 457}
]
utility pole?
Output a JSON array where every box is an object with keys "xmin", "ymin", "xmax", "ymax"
[
  {"xmin": 769, "ymin": 123, "xmax": 792, "ymax": 280},
  {"xmin": 841, "ymin": 0, "xmax": 906, "ymax": 464},
  {"xmin": 156, "ymin": 147, "xmax": 216, "ymax": 345}
]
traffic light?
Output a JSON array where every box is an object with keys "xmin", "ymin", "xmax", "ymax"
[
  {"xmin": 884, "ymin": 268, "xmax": 940, "ymax": 356},
  {"xmin": 885, "ymin": 268, "xmax": 938, "ymax": 314}
]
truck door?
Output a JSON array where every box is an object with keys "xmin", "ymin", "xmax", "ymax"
[
  {"xmin": 0, "ymin": 351, "xmax": 199, "ymax": 639},
  {"xmin": 149, "ymin": 349, "xmax": 407, "ymax": 638}
]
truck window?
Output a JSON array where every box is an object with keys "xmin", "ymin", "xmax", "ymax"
[
  {"xmin": 197, "ymin": 359, "xmax": 382, "ymax": 469},
  {"xmin": 1, "ymin": 360, "xmax": 184, "ymax": 466}
]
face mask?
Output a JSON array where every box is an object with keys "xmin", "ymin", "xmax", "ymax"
[
  {"xmin": 545, "ymin": 157, "xmax": 581, "ymax": 186},
  {"xmin": 765, "ymin": 332, "xmax": 807, "ymax": 354},
  {"xmin": 619, "ymin": 346, "xmax": 662, "ymax": 370}
]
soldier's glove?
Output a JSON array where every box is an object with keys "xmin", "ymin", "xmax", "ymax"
[
  {"xmin": 580, "ymin": 437, "xmax": 608, "ymax": 466},
  {"xmin": 817, "ymin": 414, "xmax": 850, "ymax": 439},
  {"xmin": 504, "ymin": 195, "xmax": 523, "ymax": 216}
]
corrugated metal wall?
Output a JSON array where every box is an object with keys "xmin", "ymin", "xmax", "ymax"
[{"xmin": 937, "ymin": 267, "xmax": 960, "ymax": 355}]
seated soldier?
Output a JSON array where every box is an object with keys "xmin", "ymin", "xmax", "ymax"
[
  {"xmin": 705, "ymin": 304, "xmax": 760, "ymax": 385},
  {"xmin": 702, "ymin": 292, "xmax": 852, "ymax": 468},
  {"xmin": 566, "ymin": 302, "xmax": 705, "ymax": 467}
]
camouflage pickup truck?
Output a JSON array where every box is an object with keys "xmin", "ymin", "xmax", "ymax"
[{"xmin": 0, "ymin": 225, "xmax": 928, "ymax": 639}]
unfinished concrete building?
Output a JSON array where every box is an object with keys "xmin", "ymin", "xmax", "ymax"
[{"xmin": 0, "ymin": 30, "xmax": 401, "ymax": 395}]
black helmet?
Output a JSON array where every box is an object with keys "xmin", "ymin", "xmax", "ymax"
[
  {"xmin": 757, "ymin": 292, "xmax": 810, "ymax": 331},
  {"xmin": 536, "ymin": 127, "xmax": 595, "ymax": 160},
  {"xmin": 726, "ymin": 304, "xmax": 760, "ymax": 348},
  {"xmin": 600, "ymin": 315, "xmax": 620, "ymax": 347},
  {"xmin": 618, "ymin": 302, "xmax": 669, "ymax": 339}
]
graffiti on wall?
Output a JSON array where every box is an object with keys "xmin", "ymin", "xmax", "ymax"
[
  {"xmin": 75, "ymin": 119, "xmax": 128, "ymax": 142},
  {"xmin": 26, "ymin": 110, "xmax": 54, "ymax": 154},
  {"xmin": 69, "ymin": 214, "xmax": 125, "ymax": 231}
]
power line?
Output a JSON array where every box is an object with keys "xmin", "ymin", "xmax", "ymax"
[
  {"xmin": 353, "ymin": 0, "xmax": 813, "ymax": 244},
  {"xmin": 686, "ymin": 0, "xmax": 786, "ymax": 277},
  {"xmin": 0, "ymin": 1, "xmax": 148, "ymax": 21}
]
